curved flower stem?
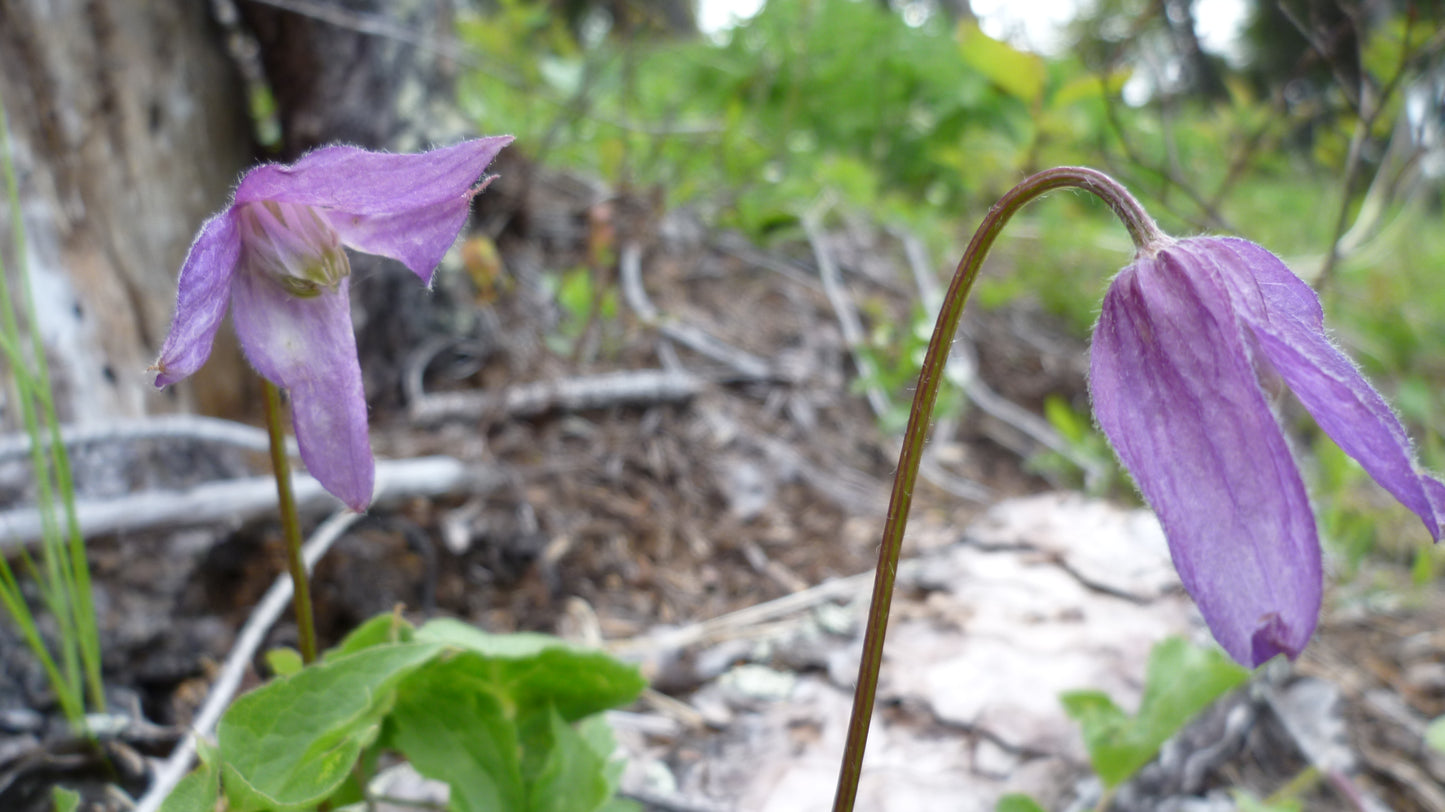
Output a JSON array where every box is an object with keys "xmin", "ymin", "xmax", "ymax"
[
  {"xmin": 261, "ymin": 379, "xmax": 318, "ymax": 664},
  {"xmin": 831, "ymin": 167, "xmax": 1161, "ymax": 811}
]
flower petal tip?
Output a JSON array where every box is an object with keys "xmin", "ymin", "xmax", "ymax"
[{"xmin": 1247, "ymin": 612, "xmax": 1308, "ymax": 668}]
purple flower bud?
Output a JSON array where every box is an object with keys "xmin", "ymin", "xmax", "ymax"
[
  {"xmin": 1090, "ymin": 235, "xmax": 1445, "ymax": 666},
  {"xmin": 153, "ymin": 137, "xmax": 513, "ymax": 511}
]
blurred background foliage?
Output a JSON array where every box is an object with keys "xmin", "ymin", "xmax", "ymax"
[{"xmin": 455, "ymin": 0, "xmax": 1445, "ymax": 575}]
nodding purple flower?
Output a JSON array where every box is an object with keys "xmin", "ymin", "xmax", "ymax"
[
  {"xmin": 1090, "ymin": 235, "xmax": 1445, "ymax": 667},
  {"xmin": 152, "ymin": 137, "xmax": 513, "ymax": 511}
]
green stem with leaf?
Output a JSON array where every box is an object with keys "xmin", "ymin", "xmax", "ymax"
[{"xmin": 831, "ymin": 167, "xmax": 1162, "ymax": 812}]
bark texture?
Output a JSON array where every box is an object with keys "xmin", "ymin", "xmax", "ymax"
[{"xmin": 0, "ymin": 0, "xmax": 253, "ymax": 426}]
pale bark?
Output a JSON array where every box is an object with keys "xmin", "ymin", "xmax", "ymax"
[{"xmin": 0, "ymin": 0, "xmax": 254, "ymax": 427}]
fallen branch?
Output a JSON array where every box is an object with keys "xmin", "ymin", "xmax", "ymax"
[
  {"xmin": 608, "ymin": 558, "xmax": 925, "ymax": 660},
  {"xmin": 802, "ymin": 211, "xmax": 891, "ymax": 419},
  {"xmin": 408, "ymin": 368, "xmax": 708, "ymax": 425},
  {"xmin": 0, "ymin": 456, "xmax": 492, "ymax": 548},
  {"xmin": 133, "ymin": 510, "xmax": 362, "ymax": 812},
  {"xmin": 618, "ymin": 241, "xmax": 777, "ymax": 382},
  {"xmin": 0, "ymin": 414, "xmax": 298, "ymax": 463}
]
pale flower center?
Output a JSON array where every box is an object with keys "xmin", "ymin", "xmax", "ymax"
[{"xmin": 238, "ymin": 200, "xmax": 351, "ymax": 297}]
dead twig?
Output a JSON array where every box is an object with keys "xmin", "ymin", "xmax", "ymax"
[
  {"xmin": 802, "ymin": 210, "xmax": 890, "ymax": 419},
  {"xmin": 408, "ymin": 368, "xmax": 709, "ymax": 425},
  {"xmin": 607, "ymin": 559, "xmax": 924, "ymax": 660},
  {"xmin": 0, "ymin": 414, "xmax": 298, "ymax": 462},
  {"xmin": 133, "ymin": 510, "xmax": 362, "ymax": 812},
  {"xmin": 0, "ymin": 456, "xmax": 489, "ymax": 548},
  {"xmin": 619, "ymin": 241, "xmax": 777, "ymax": 381}
]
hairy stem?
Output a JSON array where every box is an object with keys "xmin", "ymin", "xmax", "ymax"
[
  {"xmin": 832, "ymin": 167, "xmax": 1160, "ymax": 811},
  {"xmin": 262, "ymin": 379, "xmax": 318, "ymax": 664}
]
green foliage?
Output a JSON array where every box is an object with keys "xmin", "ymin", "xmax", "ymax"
[
  {"xmin": 165, "ymin": 614, "xmax": 646, "ymax": 812},
  {"xmin": 264, "ymin": 647, "xmax": 304, "ymax": 678},
  {"xmin": 455, "ymin": 0, "xmax": 1039, "ymax": 233},
  {"xmin": 0, "ymin": 89, "xmax": 106, "ymax": 732},
  {"xmin": 1027, "ymin": 394, "xmax": 1127, "ymax": 497},
  {"xmin": 1061, "ymin": 636, "xmax": 1249, "ymax": 789},
  {"xmin": 995, "ymin": 794, "xmax": 1048, "ymax": 812},
  {"xmin": 544, "ymin": 266, "xmax": 620, "ymax": 357},
  {"xmin": 160, "ymin": 740, "xmax": 221, "ymax": 812},
  {"xmin": 50, "ymin": 788, "xmax": 80, "ymax": 812},
  {"xmin": 855, "ymin": 302, "xmax": 960, "ymax": 434}
]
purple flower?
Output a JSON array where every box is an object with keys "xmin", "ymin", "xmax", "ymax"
[
  {"xmin": 1090, "ymin": 236, "xmax": 1445, "ymax": 667},
  {"xmin": 152, "ymin": 137, "xmax": 512, "ymax": 511}
]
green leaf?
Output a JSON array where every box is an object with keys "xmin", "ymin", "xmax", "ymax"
[
  {"xmin": 414, "ymin": 619, "xmax": 647, "ymax": 722},
  {"xmin": 995, "ymin": 794, "xmax": 1048, "ymax": 812},
  {"xmin": 218, "ymin": 641, "xmax": 443, "ymax": 811},
  {"xmin": 50, "ymin": 787, "xmax": 80, "ymax": 812},
  {"xmin": 329, "ymin": 611, "xmax": 415, "ymax": 658},
  {"xmin": 958, "ymin": 21, "xmax": 1045, "ymax": 104},
  {"xmin": 265, "ymin": 647, "xmax": 304, "ymax": 678},
  {"xmin": 578, "ymin": 714, "xmax": 626, "ymax": 798},
  {"xmin": 1427, "ymin": 715, "xmax": 1445, "ymax": 754},
  {"xmin": 390, "ymin": 654, "xmax": 527, "ymax": 812},
  {"xmin": 160, "ymin": 738, "xmax": 221, "ymax": 812},
  {"xmin": 525, "ymin": 705, "xmax": 610, "ymax": 812},
  {"xmin": 1061, "ymin": 637, "xmax": 1248, "ymax": 788}
]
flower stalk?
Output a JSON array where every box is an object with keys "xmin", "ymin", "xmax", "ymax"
[
  {"xmin": 261, "ymin": 379, "xmax": 318, "ymax": 664},
  {"xmin": 831, "ymin": 168, "xmax": 1166, "ymax": 812},
  {"xmin": 834, "ymin": 164, "xmax": 1444, "ymax": 807}
]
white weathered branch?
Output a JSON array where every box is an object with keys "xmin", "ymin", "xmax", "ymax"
[
  {"xmin": 408, "ymin": 368, "xmax": 708, "ymax": 425},
  {"xmin": 618, "ymin": 241, "xmax": 776, "ymax": 381},
  {"xmin": 0, "ymin": 456, "xmax": 494, "ymax": 549}
]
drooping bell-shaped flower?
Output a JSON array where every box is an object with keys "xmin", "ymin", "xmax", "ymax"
[
  {"xmin": 1090, "ymin": 235, "xmax": 1445, "ymax": 667},
  {"xmin": 153, "ymin": 137, "xmax": 513, "ymax": 511}
]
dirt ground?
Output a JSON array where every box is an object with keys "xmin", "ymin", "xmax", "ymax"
[{"xmin": 2, "ymin": 157, "xmax": 1443, "ymax": 811}]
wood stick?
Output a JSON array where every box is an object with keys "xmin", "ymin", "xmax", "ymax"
[
  {"xmin": 0, "ymin": 414, "xmax": 298, "ymax": 462},
  {"xmin": 0, "ymin": 456, "xmax": 494, "ymax": 549},
  {"xmin": 408, "ymin": 368, "xmax": 708, "ymax": 425},
  {"xmin": 618, "ymin": 241, "xmax": 776, "ymax": 381}
]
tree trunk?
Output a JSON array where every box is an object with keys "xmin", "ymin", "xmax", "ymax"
[{"xmin": 0, "ymin": 0, "xmax": 254, "ymax": 427}]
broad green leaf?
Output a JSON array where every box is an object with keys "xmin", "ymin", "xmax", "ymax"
[
  {"xmin": 218, "ymin": 642, "xmax": 443, "ymax": 811},
  {"xmin": 390, "ymin": 655, "xmax": 527, "ymax": 812},
  {"xmin": 1061, "ymin": 637, "xmax": 1248, "ymax": 787},
  {"xmin": 958, "ymin": 21, "xmax": 1045, "ymax": 104},
  {"xmin": 1427, "ymin": 715, "xmax": 1445, "ymax": 754},
  {"xmin": 995, "ymin": 795, "xmax": 1047, "ymax": 812},
  {"xmin": 526, "ymin": 706, "xmax": 610, "ymax": 812},
  {"xmin": 159, "ymin": 738, "xmax": 221, "ymax": 812},
  {"xmin": 414, "ymin": 619, "xmax": 647, "ymax": 722},
  {"xmin": 50, "ymin": 787, "xmax": 80, "ymax": 812}
]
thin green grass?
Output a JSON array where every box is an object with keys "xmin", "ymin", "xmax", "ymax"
[{"xmin": 0, "ymin": 90, "xmax": 105, "ymax": 731}]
